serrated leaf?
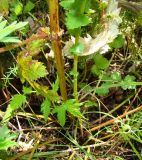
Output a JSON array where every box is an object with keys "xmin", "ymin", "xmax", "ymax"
[
  {"xmin": 0, "ymin": 126, "xmax": 17, "ymax": 150},
  {"xmin": 3, "ymin": 94, "xmax": 26, "ymax": 122},
  {"xmin": 95, "ymin": 83, "xmax": 110, "ymax": 96},
  {"xmin": 41, "ymin": 98, "xmax": 51, "ymax": 121},
  {"xmin": 70, "ymin": 42, "xmax": 84, "ymax": 55},
  {"xmin": 26, "ymin": 61, "xmax": 48, "ymax": 81},
  {"xmin": 121, "ymin": 75, "xmax": 136, "ymax": 90},
  {"xmin": 53, "ymin": 99, "xmax": 83, "ymax": 126},
  {"xmin": 53, "ymin": 106, "xmax": 66, "ymax": 127},
  {"xmin": 67, "ymin": 106, "xmax": 83, "ymax": 118},
  {"xmin": 52, "ymin": 76, "xmax": 59, "ymax": 92},
  {"xmin": 26, "ymin": 39, "xmax": 45, "ymax": 56},
  {"xmin": 66, "ymin": 12, "xmax": 91, "ymax": 29},
  {"xmin": 64, "ymin": 99, "xmax": 83, "ymax": 118},
  {"xmin": 111, "ymin": 72, "xmax": 121, "ymax": 81},
  {"xmin": 93, "ymin": 54, "xmax": 109, "ymax": 69},
  {"xmin": 8, "ymin": 94, "xmax": 26, "ymax": 110}
]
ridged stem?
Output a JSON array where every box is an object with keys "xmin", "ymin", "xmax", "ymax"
[{"xmin": 48, "ymin": 0, "xmax": 67, "ymax": 101}]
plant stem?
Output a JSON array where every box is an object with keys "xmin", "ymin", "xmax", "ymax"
[
  {"xmin": 73, "ymin": 0, "xmax": 87, "ymax": 101},
  {"xmin": 48, "ymin": 0, "xmax": 67, "ymax": 101},
  {"xmin": 73, "ymin": 37, "xmax": 79, "ymax": 101}
]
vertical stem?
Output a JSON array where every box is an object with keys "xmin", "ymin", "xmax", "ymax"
[
  {"xmin": 73, "ymin": 0, "xmax": 87, "ymax": 101},
  {"xmin": 48, "ymin": 0, "xmax": 67, "ymax": 101},
  {"xmin": 73, "ymin": 36, "xmax": 79, "ymax": 101}
]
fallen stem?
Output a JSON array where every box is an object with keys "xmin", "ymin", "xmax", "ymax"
[{"xmin": 88, "ymin": 104, "xmax": 142, "ymax": 132}]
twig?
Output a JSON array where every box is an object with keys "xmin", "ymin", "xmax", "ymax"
[{"xmin": 88, "ymin": 104, "xmax": 142, "ymax": 132}]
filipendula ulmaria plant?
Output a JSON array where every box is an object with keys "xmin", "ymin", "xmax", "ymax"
[{"xmin": 60, "ymin": 0, "xmax": 92, "ymax": 101}]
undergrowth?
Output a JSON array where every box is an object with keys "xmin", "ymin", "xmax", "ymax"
[{"xmin": 0, "ymin": 0, "xmax": 142, "ymax": 160}]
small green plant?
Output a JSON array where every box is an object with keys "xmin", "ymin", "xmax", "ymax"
[
  {"xmin": 95, "ymin": 72, "xmax": 137, "ymax": 96},
  {"xmin": 53, "ymin": 99, "xmax": 84, "ymax": 126},
  {"xmin": 0, "ymin": 126, "xmax": 17, "ymax": 150}
]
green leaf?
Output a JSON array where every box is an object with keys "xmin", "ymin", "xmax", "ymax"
[
  {"xmin": 26, "ymin": 39, "xmax": 45, "ymax": 56},
  {"xmin": 46, "ymin": 90, "xmax": 60, "ymax": 101},
  {"xmin": 93, "ymin": 54, "xmax": 109, "ymax": 69},
  {"xmin": 91, "ymin": 65, "xmax": 102, "ymax": 76},
  {"xmin": 0, "ymin": 20, "xmax": 7, "ymax": 30},
  {"xmin": 66, "ymin": 12, "xmax": 91, "ymax": 29},
  {"xmin": 110, "ymin": 34, "xmax": 125, "ymax": 49},
  {"xmin": 64, "ymin": 99, "xmax": 83, "ymax": 117},
  {"xmin": 23, "ymin": 1, "xmax": 35, "ymax": 13},
  {"xmin": 53, "ymin": 99, "xmax": 83, "ymax": 126},
  {"xmin": 68, "ymin": 28, "xmax": 81, "ymax": 36},
  {"xmin": 3, "ymin": 94, "xmax": 26, "ymax": 122},
  {"xmin": 26, "ymin": 61, "xmax": 48, "ymax": 81},
  {"xmin": 96, "ymin": 83, "xmax": 110, "ymax": 96},
  {"xmin": 60, "ymin": 0, "xmax": 75, "ymax": 10},
  {"xmin": 41, "ymin": 98, "xmax": 51, "ymax": 121},
  {"xmin": 121, "ymin": 75, "xmax": 136, "ymax": 90},
  {"xmin": 70, "ymin": 42, "xmax": 84, "ymax": 55},
  {"xmin": 52, "ymin": 76, "xmax": 59, "ymax": 92},
  {"xmin": 0, "ymin": 20, "xmax": 28, "ymax": 42},
  {"xmin": 0, "ymin": 140, "xmax": 17, "ymax": 150},
  {"xmin": 22, "ymin": 86, "xmax": 33, "ymax": 95},
  {"xmin": 111, "ymin": 72, "xmax": 122, "ymax": 81},
  {"xmin": 0, "ymin": 126, "xmax": 9, "ymax": 139},
  {"xmin": 84, "ymin": 100, "xmax": 98, "ymax": 108},
  {"xmin": 0, "ymin": 126, "xmax": 17, "ymax": 150},
  {"xmin": 14, "ymin": 2, "xmax": 23, "ymax": 16},
  {"xmin": 0, "ymin": 36, "xmax": 21, "ymax": 43},
  {"xmin": 53, "ymin": 106, "xmax": 66, "ymax": 127}
]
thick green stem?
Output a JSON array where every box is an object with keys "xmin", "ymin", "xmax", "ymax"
[{"xmin": 48, "ymin": 0, "xmax": 67, "ymax": 101}]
